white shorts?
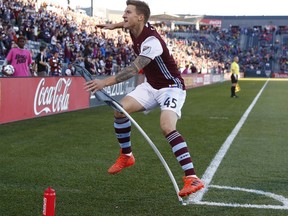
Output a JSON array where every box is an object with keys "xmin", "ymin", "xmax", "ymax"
[{"xmin": 127, "ymin": 82, "xmax": 186, "ymax": 118}]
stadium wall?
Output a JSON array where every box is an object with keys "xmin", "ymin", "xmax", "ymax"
[
  {"xmin": 0, "ymin": 77, "xmax": 90, "ymax": 124},
  {"xmin": 0, "ymin": 74, "xmax": 227, "ymax": 125},
  {"xmin": 0, "ymin": 76, "xmax": 137, "ymax": 124}
]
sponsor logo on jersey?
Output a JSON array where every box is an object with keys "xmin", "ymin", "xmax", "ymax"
[{"xmin": 142, "ymin": 46, "xmax": 151, "ymax": 55}]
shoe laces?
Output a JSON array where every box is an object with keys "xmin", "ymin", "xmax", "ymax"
[
  {"xmin": 184, "ymin": 177, "xmax": 199, "ymax": 187},
  {"xmin": 115, "ymin": 154, "xmax": 129, "ymax": 167}
]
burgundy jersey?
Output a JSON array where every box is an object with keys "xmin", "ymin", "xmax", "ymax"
[
  {"xmin": 130, "ymin": 23, "xmax": 185, "ymax": 90},
  {"xmin": 105, "ymin": 58, "xmax": 113, "ymax": 74},
  {"xmin": 49, "ymin": 56, "xmax": 62, "ymax": 76}
]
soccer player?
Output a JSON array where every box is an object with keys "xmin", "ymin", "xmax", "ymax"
[
  {"xmin": 84, "ymin": 0, "xmax": 204, "ymax": 197},
  {"xmin": 230, "ymin": 56, "xmax": 240, "ymax": 98},
  {"xmin": 4, "ymin": 36, "xmax": 33, "ymax": 77}
]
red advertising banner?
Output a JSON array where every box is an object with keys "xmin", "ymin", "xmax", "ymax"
[
  {"xmin": 0, "ymin": 77, "xmax": 90, "ymax": 124},
  {"xmin": 182, "ymin": 74, "xmax": 206, "ymax": 88},
  {"xmin": 272, "ymin": 73, "xmax": 288, "ymax": 78},
  {"xmin": 200, "ymin": 19, "xmax": 222, "ymax": 27},
  {"xmin": 182, "ymin": 73, "xmax": 226, "ymax": 89}
]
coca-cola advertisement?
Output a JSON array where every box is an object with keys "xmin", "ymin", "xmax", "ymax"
[{"xmin": 0, "ymin": 77, "xmax": 90, "ymax": 124}]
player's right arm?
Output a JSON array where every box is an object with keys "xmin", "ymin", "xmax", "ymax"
[{"xmin": 96, "ymin": 22, "xmax": 125, "ymax": 30}]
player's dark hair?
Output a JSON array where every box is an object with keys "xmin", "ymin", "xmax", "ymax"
[{"xmin": 126, "ymin": 0, "xmax": 150, "ymax": 23}]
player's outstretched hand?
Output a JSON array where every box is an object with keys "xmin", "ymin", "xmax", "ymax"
[{"xmin": 84, "ymin": 79, "xmax": 106, "ymax": 94}]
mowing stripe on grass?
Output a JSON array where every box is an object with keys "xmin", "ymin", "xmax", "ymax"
[{"xmin": 188, "ymin": 79, "xmax": 270, "ymax": 204}]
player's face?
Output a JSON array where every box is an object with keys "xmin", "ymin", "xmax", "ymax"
[{"xmin": 122, "ymin": 5, "xmax": 142, "ymax": 29}]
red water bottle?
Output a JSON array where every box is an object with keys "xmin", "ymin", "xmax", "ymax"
[{"xmin": 43, "ymin": 187, "xmax": 56, "ymax": 216}]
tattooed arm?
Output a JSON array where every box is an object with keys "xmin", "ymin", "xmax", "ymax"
[
  {"xmin": 84, "ymin": 56, "xmax": 151, "ymax": 93},
  {"xmin": 116, "ymin": 56, "xmax": 151, "ymax": 83}
]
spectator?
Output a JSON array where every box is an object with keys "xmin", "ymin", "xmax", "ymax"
[
  {"xmin": 104, "ymin": 56, "xmax": 113, "ymax": 75},
  {"xmin": 190, "ymin": 63, "xmax": 197, "ymax": 73},
  {"xmin": 65, "ymin": 63, "xmax": 75, "ymax": 76},
  {"xmin": 49, "ymin": 50, "xmax": 62, "ymax": 76},
  {"xmin": 83, "ymin": 43, "xmax": 93, "ymax": 58},
  {"xmin": 0, "ymin": 33, "xmax": 7, "ymax": 59},
  {"xmin": 99, "ymin": 56, "xmax": 106, "ymax": 73},
  {"xmin": 75, "ymin": 52, "xmax": 85, "ymax": 67},
  {"xmin": 182, "ymin": 64, "xmax": 190, "ymax": 74},
  {"xmin": 84, "ymin": 56, "xmax": 96, "ymax": 75},
  {"xmin": 94, "ymin": 57, "xmax": 103, "ymax": 75},
  {"xmin": 64, "ymin": 43, "xmax": 74, "ymax": 64},
  {"xmin": 116, "ymin": 53, "xmax": 122, "ymax": 67},
  {"xmin": 3, "ymin": 35, "xmax": 32, "ymax": 77},
  {"xmin": 50, "ymin": 32, "xmax": 58, "ymax": 50},
  {"xmin": 35, "ymin": 45, "xmax": 49, "ymax": 76}
]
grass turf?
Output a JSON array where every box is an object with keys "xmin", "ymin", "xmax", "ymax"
[{"xmin": 1, "ymin": 79, "xmax": 287, "ymax": 215}]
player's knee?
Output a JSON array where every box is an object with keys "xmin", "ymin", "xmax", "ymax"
[
  {"xmin": 160, "ymin": 124, "xmax": 175, "ymax": 136},
  {"xmin": 114, "ymin": 110, "xmax": 126, "ymax": 118}
]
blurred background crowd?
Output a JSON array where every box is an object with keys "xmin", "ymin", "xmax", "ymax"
[{"xmin": 0, "ymin": 0, "xmax": 287, "ymax": 77}]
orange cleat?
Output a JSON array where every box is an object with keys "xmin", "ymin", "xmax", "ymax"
[
  {"xmin": 108, "ymin": 153, "xmax": 135, "ymax": 174},
  {"xmin": 178, "ymin": 176, "xmax": 204, "ymax": 197}
]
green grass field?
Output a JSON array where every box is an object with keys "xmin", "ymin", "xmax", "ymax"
[{"xmin": 1, "ymin": 79, "xmax": 288, "ymax": 216}]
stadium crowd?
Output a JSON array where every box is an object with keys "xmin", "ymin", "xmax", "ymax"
[{"xmin": 0, "ymin": 0, "xmax": 287, "ymax": 77}]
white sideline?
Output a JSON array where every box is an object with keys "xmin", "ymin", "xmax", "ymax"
[
  {"xmin": 188, "ymin": 79, "xmax": 280, "ymax": 207},
  {"xmin": 201, "ymin": 185, "xmax": 288, "ymax": 209}
]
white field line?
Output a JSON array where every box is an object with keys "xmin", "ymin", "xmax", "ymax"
[
  {"xmin": 195, "ymin": 201, "xmax": 288, "ymax": 210},
  {"xmin": 201, "ymin": 185, "xmax": 288, "ymax": 209},
  {"xmin": 210, "ymin": 185, "xmax": 288, "ymax": 205},
  {"xmin": 188, "ymin": 79, "xmax": 278, "ymax": 206}
]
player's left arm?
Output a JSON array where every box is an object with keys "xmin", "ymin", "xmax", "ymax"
[
  {"xmin": 115, "ymin": 56, "xmax": 151, "ymax": 83},
  {"xmin": 116, "ymin": 35, "xmax": 165, "ymax": 83},
  {"xmin": 84, "ymin": 55, "xmax": 151, "ymax": 93}
]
